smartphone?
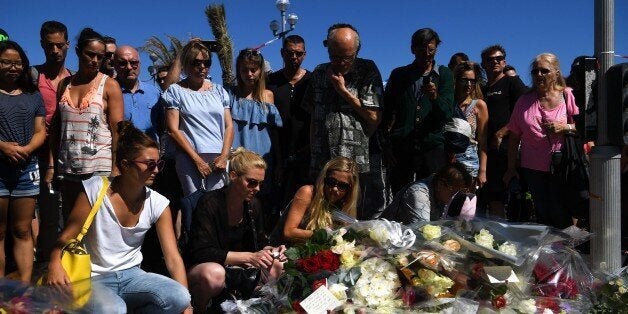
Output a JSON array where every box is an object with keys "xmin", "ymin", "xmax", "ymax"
[{"xmin": 201, "ymin": 40, "xmax": 220, "ymax": 52}]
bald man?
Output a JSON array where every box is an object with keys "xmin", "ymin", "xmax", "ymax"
[
  {"xmin": 114, "ymin": 45, "xmax": 161, "ymax": 139},
  {"xmin": 302, "ymin": 23, "xmax": 386, "ymax": 219}
]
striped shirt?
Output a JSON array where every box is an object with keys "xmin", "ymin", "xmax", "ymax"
[{"xmin": 57, "ymin": 73, "xmax": 112, "ymax": 175}]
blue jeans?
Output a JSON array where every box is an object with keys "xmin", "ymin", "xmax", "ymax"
[{"xmin": 91, "ymin": 266, "xmax": 190, "ymax": 314}]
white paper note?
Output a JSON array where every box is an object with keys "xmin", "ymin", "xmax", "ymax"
[{"xmin": 299, "ymin": 286, "xmax": 342, "ymax": 314}]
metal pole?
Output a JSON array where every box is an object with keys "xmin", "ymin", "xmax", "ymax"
[
  {"xmin": 281, "ymin": 10, "xmax": 287, "ymax": 38},
  {"xmin": 590, "ymin": 0, "xmax": 620, "ymax": 271}
]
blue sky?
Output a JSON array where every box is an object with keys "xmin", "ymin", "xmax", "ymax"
[{"xmin": 2, "ymin": 0, "xmax": 627, "ymax": 87}]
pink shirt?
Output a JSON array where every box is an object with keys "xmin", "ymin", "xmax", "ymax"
[
  {"xmin": 507, "ymin": 87, "xmax": 579, "ymax": 172},
  {"xmin": 36, "ymin": 67, "xmax": 71, "ymax": 131}
]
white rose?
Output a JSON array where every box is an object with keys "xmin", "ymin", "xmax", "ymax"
[
  {"xmin": 515, "ymin": 299, "xmax": 537, "ymax": 314},
  {"xmin": 474, "ymin": 229, "xmax": 494, "ymax": 248},
  {"xmin": 328, "ymin": 283, "xmax": 348, "ymax": 301},
  {"xmin": 369, "ymin": 224, "xmax": 389, "ymax": 245},
  {"xmin": 498, "ymin": 241, "xmax": 518, "ymax": 256}
]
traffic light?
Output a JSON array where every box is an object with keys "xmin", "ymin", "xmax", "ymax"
[{"xmin": 606, "ymin": 63, "xmax": 628, "ymax": 146}]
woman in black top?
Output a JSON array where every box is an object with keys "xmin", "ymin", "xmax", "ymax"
[{"xmin": 186, "ymin": 147, "xmax": 285, "ymax": 310}]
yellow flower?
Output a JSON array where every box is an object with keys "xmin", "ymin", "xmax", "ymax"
[
  {"xmin": 340, "ymin": 251, "xmax": 358, "ymax": 268},
  {"xmin": 422, "ymin": 224, "xmax": 442, "ymax": 240},
  {"xmin": 619, "ymin": 286, "xmax": 627, "ymax": 294}
]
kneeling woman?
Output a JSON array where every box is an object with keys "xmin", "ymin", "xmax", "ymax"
[
  {"xmin": 185, "ymin": 148, "xmax": 285, "ymax": 310},
  {"xmin": 283, "ymin": 157, "xmax": 360, "ymax": 242},
  {"xmin": 46, "ymin": 121, "xmax": 191, "ymax": 313}
]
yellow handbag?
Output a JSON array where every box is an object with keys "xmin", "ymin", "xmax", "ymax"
[{"xmin": 37, "ymin": 176, "xmax": 110, "ymax": 309}]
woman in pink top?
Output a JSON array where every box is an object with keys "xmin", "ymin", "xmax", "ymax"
[
  {"xmin": 48, "ymin": 28, "xmax": 123, "ymax": 223},
  {"xmin": 503, "ymin": 53, "xmax": 578, "ymax": 228}
]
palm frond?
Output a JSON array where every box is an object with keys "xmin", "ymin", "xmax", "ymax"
[{"xmin": 205, "ymin": 3, "xmax": 235, "ymax": 86}]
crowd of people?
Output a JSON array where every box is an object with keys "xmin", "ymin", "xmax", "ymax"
[{"xmin": 0, "ymin": 21, "xmax": 592, "ymax": 312}]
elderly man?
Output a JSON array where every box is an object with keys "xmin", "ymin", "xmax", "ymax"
[
  {"xmin": 302, "ymin": 23, "xmax": 385, "ymax": 219},
  {"xmin": 114, "ymin": 46, "xmax": 161, "ymax": 139},
  {"xmin": 382, "ymin": 28, "xmax": 454, "ymax": 195}
]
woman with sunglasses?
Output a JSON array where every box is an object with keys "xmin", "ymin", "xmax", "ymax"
[
  {"xmin": 282, "ymin": 157, "xmax": 359, "ymax": 242},
  {"xmin": 185, "ymin": 147, "xmax": 285, "ymax": 311},
  {"xmin": 452, "ymin": 62, "xmax": 488, "ymax": 188},
  {"xmin": 46, "ymin": 121, "xmax": 192, "ymax": 313},
  {"xmin": 47, "ymin": 28, "xmax": 124, "ymax": 224},
  {"xmin": 503, "ymin": 53, "xmax": 578, "ymax": 229},
  {"xmin": 380, "ymin": 162, "xmax": 474, "ymax": 224},
  {"xmin": 163, "ymin": 40, "xmax": 233, "ymax": 200},
  {"xmin": 230, "ymin": 49, "xmax": 282, "ymax": 201},
  {"xmin": 0, "ymin": 40, "xmax": 46, "ymax": 282}
]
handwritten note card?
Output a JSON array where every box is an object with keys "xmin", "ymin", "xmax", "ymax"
[{"xmin": 299, "ymin": 286, "xmax": 342, "ymax": 314}]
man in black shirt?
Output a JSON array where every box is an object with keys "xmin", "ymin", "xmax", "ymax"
[
  {"xmin": 267, "ymin": 35, "xmax": 311, "ymax": 207},
  {"xmin": 480, "ymin": 45, "xmax": 527, "ymax": 217}
]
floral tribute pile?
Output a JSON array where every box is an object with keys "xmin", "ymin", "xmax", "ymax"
[{"xmin": 221, "ymin": 218, "xmax": 628, "ymax": 313}]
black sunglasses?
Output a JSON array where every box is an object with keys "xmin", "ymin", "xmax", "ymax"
[
  {"xmin": 192, "ymin": 59, "xmax": 211, "ymax": 68},
  {"xmin": 324, "ymin": 177, "xmax": 351, "ymax": 192},
  {"xmin": 240, "ymin": 49, "xmax": 261, "ymax": 57},
  {"xmin": 282, "ymin": 49, "xmax": 305, "ymax": 57},
  {"xmin": 530, "ymin": 68, "xmax": 551, "ymax": 75},
  {"xmin": 485, "ymin": 55, "xmax": 505, "ymax": 63},
  {"xmin": 132, "ymin": 159, "xmax": 165, "ymax": 171},
  {"xmin": 244, "ymin": 177, "xmax": 263, "ymax": 189},
  {"xmin": 458, "ymin": 78, "xmax": 477, "ymax": 85},
  {"xmin": 116, "ymin": 60, "xmax": 139, "ymax": 68}
]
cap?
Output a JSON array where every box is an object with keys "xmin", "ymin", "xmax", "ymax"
[{"xmin": 0, "ymin": 29, "xmax": 9, "ymax": 42}]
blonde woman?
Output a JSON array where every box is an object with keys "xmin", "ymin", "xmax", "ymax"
[
  {"xmin": 283, "ymin": 157, "xmax": 360, "ymax": 241},
  {"xmin": 185, "ymin": 147, "xmax": 285, "ymax": 311},
  {"xmin": 503, "ymin": 53, "xmax": 578, "ymax": 229}
]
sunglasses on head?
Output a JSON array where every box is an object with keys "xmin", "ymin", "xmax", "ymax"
[
  {"xmin": 240, "ymin": 49, "xmax": 261, "ymax": 57},
  {"xmin": 530, "ymin": 68, "xmax": 551, "ymax": 75},
  {"xmin": 132, "ymin": 159, "xmax": 165, "ymax": 171},
  {"xmin": 324, "ymin": 177, "xmax": 351, "ymax": 192},
  {"xmin": 192, "ymin": 59, "xmax": 211, "ymax": 68},
  {"xmin": 282, "ymin": 49, "xmax": 305, "ymax": 57},
  {"xmin": 244, "ymin": 177, "xmax": 263, "ymax": 189},
  {"xmin": 485, "ymin": 55, "xmax": 505, "ymax": 63}
]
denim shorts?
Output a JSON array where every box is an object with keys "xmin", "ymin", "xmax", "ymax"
[
  {"xmin": 455, "ymin": 143, "xmax": 479, "ymax": 177},
  {"xmin": 0, "ymin": 159, "xmax": 40, "ymax": 197}
]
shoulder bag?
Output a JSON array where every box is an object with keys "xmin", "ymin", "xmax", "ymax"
[{"xmin": 37, "ymin": 176, "xmax": 111, "ymax": 309}]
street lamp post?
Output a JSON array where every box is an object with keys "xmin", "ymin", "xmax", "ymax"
[{"xmin": 269, "ymin": 0, "xmax": 298, "ymax": 39}]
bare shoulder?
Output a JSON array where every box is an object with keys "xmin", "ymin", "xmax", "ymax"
[{"xmin": 295, "ymin": 185, "xmax": 315, "ymax": 200}]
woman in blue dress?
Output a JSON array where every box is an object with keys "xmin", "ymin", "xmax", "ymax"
[{"xmin": 230, "ymin": 49, "xmax": 282, "ymax": 197}]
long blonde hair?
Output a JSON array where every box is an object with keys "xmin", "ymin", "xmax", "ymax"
[
  {"xmin": 530, "ymin": 52, "xmax": 566, "ymax": 92},
  {"xmin": 305, "ymin": 157, "xmax": 359, "ymax": 230}
]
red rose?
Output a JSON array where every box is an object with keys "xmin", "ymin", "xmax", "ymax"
[
  {"xmin": 537, "ymin": 298, "xmax": 561, "ymax": 313},
  {"xmin": 471, "ymin": 262, "xmax": 486, "ymax": 280},
  {"xmin": 292, "ymin": 300, "xmax": 305, "ymax": 313},
  {"xmin": 312, "ymin": 278, "xmax": 327, "ymax": 290},
  {"xmin": 316, "ymin": 250, "xmax": 341, "ymax": 272},
  {"xmin": 297, "ymin": 256, "xmax": 321, "ymax": 273},
  {"xmin": 492, "ymin": 295, "xmax": 507, "ymax": 309}
]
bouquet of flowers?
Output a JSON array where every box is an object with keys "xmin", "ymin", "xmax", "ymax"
[{"xmin": 590, "ymin": 267, "xmax": 628, "ymax": 313}]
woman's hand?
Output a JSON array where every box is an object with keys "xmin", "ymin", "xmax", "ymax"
[
  {"xmin": 213, "ymin": 154, "xmax": 228, "ymax": 171},
  {"xmin": 46, "ymin": 260, "xmax": 71, "ymax": 286},
  {"xmin": 249, "ymin": 249, "xmax": 274, "ymax": 269},
  {"xmin": 502, "ymin": 168, "xmax": 519, "ymax": 185},
  {"xmin": 476, "ymin": 170, "xmax": 487, "ymax": 188},
  {"xmin": 194, "ymin": 158, "xmax": 212, "ymax": 178},
  {"xmin": 0, "ymin": 142, "xmax": 27, "ymax": 164},
  {"xmin": 544, "ymin": 122, "xmax": 570, "ymax": 134}
]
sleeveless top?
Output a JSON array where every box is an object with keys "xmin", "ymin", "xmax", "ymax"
[
  {"xmin": 460, "ymin": 99, "xmax": 478, "ymax": 145},
  {"xmin": 57, "ymin": 73, "xmax": 113, "ymax": 175}
]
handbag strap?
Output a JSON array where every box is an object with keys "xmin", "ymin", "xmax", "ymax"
[
  {"xmin": 75, "ymin": 176, "xmax": 110, "ymax": 243},
  {"xmin": 247, "ymin": 202, "xmax": 259, "ymax": 251}
]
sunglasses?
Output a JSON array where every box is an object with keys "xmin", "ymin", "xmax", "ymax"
[
  {"xmin": 116, "ymin": 60, "xmax": 139, "ymax": 68},
  {"xmin": 282, "ymin": 49, "xmax": 305, "ymax": 57},
  {"xmin": 244, "ymin": 177, "xmax": 263, "ymax": 189},
  {"xmin": 104, "ymin": 52, "xmax": 115, "ymax": 59},
  {"xmin": 192, "ymin": 59, "xmax": 211, "ymax": 68},
  {"xmin": 458, "ymin": 78, "xmax": 477, "ymax": 85},
  {"xmin": 485, "ymin": 55, "xmax": 505, "ymax": 63},
  {"xmin": 240, "ymin": 49, "xmax": 261, "ymax": 57},
  {"xmin": 329, "ymin": 53, "xmax": 356, "ymax": 63},
  {"xmin": 324, "ymin": 177, "xmax": 351, "ymax": 192},
  {"xmin": 530, "ymin": 68, "xmax": 552, "ymax": 75},
  {"xmin": 132, "ymin": 159, "xmax": 165, "ymax": 171}
]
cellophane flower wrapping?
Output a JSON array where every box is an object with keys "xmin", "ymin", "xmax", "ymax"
[
  {"xmin": 590, "ymin": 266, "xmax": 628, "ymax": 313},
  {"xmin": 227, "ymin": 218, "xmax": 622, "ymax": 313}
]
